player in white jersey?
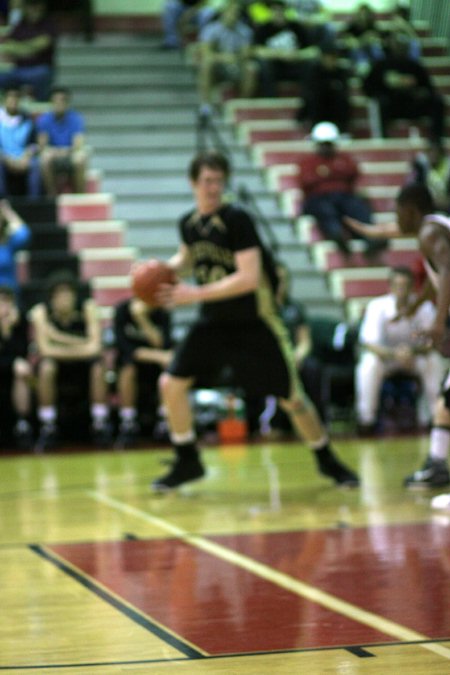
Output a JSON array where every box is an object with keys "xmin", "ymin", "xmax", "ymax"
[{"xmin": 346, "ymin": 183, "xmax": 450, "ymax": 499}]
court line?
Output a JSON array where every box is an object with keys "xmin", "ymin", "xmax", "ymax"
[
  {"xmin": 29, "ymin": 544, "xmax": 206, "ymax": 661},
  {"xmin": 2, "ymin": 638, "xmax": 450, "ymax": 671},
  {"xmin": 86, "ymin": 489, "xmax": 450, "ymax": 662}
]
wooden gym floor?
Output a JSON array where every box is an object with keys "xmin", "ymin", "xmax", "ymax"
[{"xmin": 1, "ymin": 434, "xmax": 449, "ymax": 674}]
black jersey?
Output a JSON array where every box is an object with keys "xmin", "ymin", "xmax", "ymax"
[
  {"xmin": 179, "ymin": 203, "xmax": 279, "ymax": 324},
  {"xmin": 46, "ymin": 301, "xmax": 88, "ymax": 338},
  {"xmin": 113, "ymin": 300, "xmax": 171, "ymax": 362},
  {"xmin": 0, "ymin": 312, "xmax": 28, "ymax": 366}
]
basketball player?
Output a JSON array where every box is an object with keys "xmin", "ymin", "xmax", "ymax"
[
  {"xmin": 31, "ymin": 271, "xmax": 112, "ymax": 450},
  {"xmin": 143, "ymin": 150, "xmax": 359, "ymax": 491},
  {"xmin": 346, "ymin": 183, "xmax": 450, "ymax": 496}
]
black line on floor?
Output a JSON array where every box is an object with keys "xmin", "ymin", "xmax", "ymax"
[
  {"xmin": 28, "ymin": 544, "xmax": 205, "ymax": 660},
  {"xmin": 1, "ymin": 638, "xmax": 448, "ymax": 670},
  {"xmin": 345, "ymin": 646, "xmax": 376, "ymax": 657}
]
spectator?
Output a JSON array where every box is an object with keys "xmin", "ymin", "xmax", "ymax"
[
  {"xmin": 382, "ymin": 4, "xmax": 421, "ymax": 62},
  {"xmin": 410, "ymin": 142, "xmax": 450, "ymax": 214},
  {"xmin": 0, "ymin": 198, "xmax": 30, "ymax": 295},
  {"xmin": 298, "ymin": 121, "xmax": 385, "ymax": 255},
  {"xmin": 36, "ymin": 86, "xmax": 88, "ymax": 196},
  {"xmin": 160, "ymin": 0, "xmax": 218, "ymax": 50},
  {"xmin": 251, "ymin": 0, "xmax": 318, "ymax": 97},
  {"xmin": 297, "ymin": 42, "xmax": 352, "ymax": 134},
  {"xmin": 0, "ymin": 0, "xmax": 57, "ymax": 101},
  {"xmin": 286, "ymin": 0, "xmax": 336, "ymax": 48},
  {"xmin": 0, "ymin": 0, "xmax": 23, "ymax": 27},
  {"xmin": 355, "ymin": 266, "xmax": 444, "ymax": 434},
  {"xmin": 30, "ymin": 271, "xmax": 112, "ymax": 451},
  {"xmin": 339, "ymin": 3, "xmax": 384, "ymax": 76},
  {"xmin": 113, "ymin": 297, "xmax": 173, "ymax": 448},
  {"xmin": 0, "ymin": 86, "xmax": 40, "ymax": 197},
  {"xmin": 197, "ymin": 1, "xmax": 256, "ymax": 117},
  {"xmin": 0, "ymin": 284, "xmax": 33, "ymax": 449},
  {"xmin": 363, "ymin": 32, "xmax": 445, "ymax": 142}
]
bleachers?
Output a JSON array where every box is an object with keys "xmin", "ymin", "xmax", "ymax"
[{"xmin": 222, "ymin": 12, "xmax": 450, "ymax": 321}]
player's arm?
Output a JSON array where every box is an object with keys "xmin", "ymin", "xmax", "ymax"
[
  {"xmin": 31, "ymin": 304, "xmax": 77, "ymax": 358},
  {"xmin": 82, "ymin": 299, "xmax": 103, "ymax": 356},
  {"xmin": 130, "ymin": 299, "xmax": 164, "ymax": 348},
  {"xmin": 32, "ymin": 304, "xmax": 88, "ymax": 346},
  {"xmin": 133, "ymin": 347, "xmax": 173, "ymax": 368},
  {"xmin": 31, "ymin": 302, "xmax": 100, "ymax": 359},
  {"xmin": 167, "ymin": 243, "xmax": 191, "ymax": 276},
  {"xmin": 294, "ymin": 323, "xmax": 312, "ymax": 367},
  {"xmin": 344, "ymin": 217, "xmax": 402, "ymax": 239},
  {"xmin": 160, "ymin": 247, "xmax": 261, "ymax": 306},
  {"xmin": 419, "ymin": 223, "xmax": 450, "ymax": 343}
]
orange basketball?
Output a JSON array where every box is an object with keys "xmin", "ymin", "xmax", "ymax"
[{"xmin": 131, "ymin": 260, "xmax": 175, "ymax": 306}]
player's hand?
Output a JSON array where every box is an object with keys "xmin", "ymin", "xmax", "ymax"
[
  {"xmin": 155, "ymin": 282, "xmax": 200, "ymax": 308},
  {"xmin": 416, "ymin": 323, "xmax": 447, "ymax": 354},
  {"xmin": 343, "ymin": 216, "xmax": 372, "ymax": 236}
]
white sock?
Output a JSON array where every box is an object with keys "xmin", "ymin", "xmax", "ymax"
[
  {"xmin": 120, "ymin": 407, "xmax": 137, "ymax": 422},
  {"xmin": 38, "ymin": 406, "xmax": 57, "ymax": 425},
  {"xmin": 171, "ymin": 430, "xmax": 196, "ymax": 445},
  {"xmin": 91, "ymin": 403, "xmax": 108, "ymax": 427},
  {"xmin": 429, "ymin": 427, "xmax": 450, "ymax": 462}
]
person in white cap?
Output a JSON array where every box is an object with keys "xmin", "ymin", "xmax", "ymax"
[{"xmin": 298, "ymin": 121, "xmax": 385, "ymax": 255}]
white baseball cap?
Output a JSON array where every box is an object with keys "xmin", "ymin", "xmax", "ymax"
[{"xmin": 310, "ymin": 122, "xmax": 340, "ymax": 143}]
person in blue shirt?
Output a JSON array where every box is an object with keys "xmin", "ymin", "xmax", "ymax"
[
  {"xmin": 0, "ymin": 86, "xmax": 41, "ymax": 197},
  {"xmin": 36, "ymin": 86, "xmax": 88, "ymax": 196},
  {"xmin": 0, "ymin": 198, "xmax": 31, "ymax": 296}
]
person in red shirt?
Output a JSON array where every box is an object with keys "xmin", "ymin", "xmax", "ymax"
[{"xmin": 299, "ymin": 121, "xmax": 385, "ymax": 254}]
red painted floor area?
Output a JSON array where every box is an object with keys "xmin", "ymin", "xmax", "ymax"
[{"xmin": 49, "ymin": 522, "xmax": 450, "ymax": 656}]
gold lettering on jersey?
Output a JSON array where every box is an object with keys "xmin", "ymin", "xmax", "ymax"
[
  {"xmin": 190, "ymin": 241, "xmax": 235, "ymax": 268},
  {"xmin": 187, "ymin": 212, "xmax": 227, "ymax": 235}
]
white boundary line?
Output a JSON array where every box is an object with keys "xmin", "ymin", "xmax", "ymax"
[{"xmin": 86, "ymin": 490, "xmax": 450, "ymax": 661}]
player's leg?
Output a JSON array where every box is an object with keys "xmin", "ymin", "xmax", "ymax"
[
  {"xmin": 405, "ymin": 378, "xmax": 450, "ymax": 489},
  {"xmin": 151, "ymin": 372, "xmax": 204, "ymax": 491},
  {"xmin": 116, "ymin": 361, "xmax": 140, "ymax": 447},
  {"xmin": 150, "ymin": 323, "xmax": 218, "ymax": 491},
  {"xmin": 35, "ymin": 357, "xmax": 59, "ymax": 450},
  {"xmin": 279, "ymin": 395, "xmax": 359, "ymax": 487},
  {"xmin": 355, "ymin": 351, "xmax": 386, "ymax": 432},
  {"xmin": 89, "ymin": 359, "xmax": 112, "ymax": 446},
  {"xmin": 237, "ymin": 321, "xmax": 359, "ymax": 487},
  {"xmin": 11, "ymin": 357, "xmax": 33, "ymax": 449}
]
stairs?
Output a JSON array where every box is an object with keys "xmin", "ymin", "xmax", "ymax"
[
  {"xmin": 40, "ymin": 17, "xmax": 449, "ymax": 327},
  {"xmin": 50, "ymin": 32, "xmax": 340, "ymax": 323}
]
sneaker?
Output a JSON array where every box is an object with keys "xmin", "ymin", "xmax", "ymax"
[
  {"xmin": 92, "ymin": 421, "xmax": 113, "ymax": 448},
  {"xmin": 317, "ymin": 454, "xmax": 360, "ymax": 487},
  {"xmin": 431, "ymin": 493, "xmax": 450, "ymax": 510},
  {"xmin": 404, "ymin": 457, "xmax": 450, "ymax": 489},
  {"xmin": 13, "ymin": 420, "xmax": 33, "ymax": 451},
  {"xmin": 151, "ymin": 456, "xmax": 205, "ymax": 492},
  {"xmin": 35, "ymin": 424, "xmax": 58, "ymax": 452},
  {"xmin": 115, "ymin": 421, "xmax": 139, "ymax": 449}
]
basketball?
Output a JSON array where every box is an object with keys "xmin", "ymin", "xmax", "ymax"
[{"xmin": 131, "ymin": 259, "xmax": 175, "ymax": 306}]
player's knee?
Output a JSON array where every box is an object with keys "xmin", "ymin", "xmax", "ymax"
[
  {"xmin": 38, "ymin": 357, "xmax": 57, "ymax": 379},
  {"xmin": 159, "ymin": 372, "xmax": 191, "ymax": 400},
  {"xmin": 13, "ymin": 358, "xmax": 31, "ymax": 379}
]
